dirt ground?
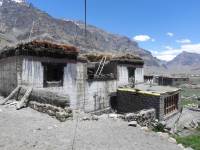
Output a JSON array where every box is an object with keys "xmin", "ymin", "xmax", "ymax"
[
  {"xmin": 166, "ymin": 108, "xmax": 200, "ymax": 136},
  {"xmin": 0, "ymin": 105, "xmax": 182, "ymax": 150}
]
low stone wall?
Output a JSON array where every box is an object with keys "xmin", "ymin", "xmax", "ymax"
[
  {"xmin": 28, "ymin": 101, "xmax": 72, "ymax": 122},
  {"xmin": 14, "ymin": 87, "xmax": 72, "ymax": 121}
]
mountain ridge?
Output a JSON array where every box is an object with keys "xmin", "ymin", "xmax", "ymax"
[
  {"xmin": 166, "ymin": 51, "xmax": 200, "ymax": 74},
  {"xmin": 0, "ymin": 0, "xmax": 167, "ymax": 70}
]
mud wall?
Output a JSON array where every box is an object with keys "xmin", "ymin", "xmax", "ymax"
[
  {"xmin": 135, "ymin": 68, "xmax": 144, "ymax": 83},
  {"xmin": 83, "ymin": 80, "xmax": 117, "ymax": 112},
  {"xmin": 117, "ymin": 65, "xmax": 129, "ymax": 87},
  {"xmin": 0, "ymin": 57, "xmax": 19, "ymax": 96},
  {"xmin": 18, "ymin": 57, "xmax": 145, "ymax": 113},
  {"xmin": 21, "ymin": 58, "xmax": 43, "ymax": 87}
]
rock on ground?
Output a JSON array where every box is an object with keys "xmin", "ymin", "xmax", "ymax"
[{"xmin": 165, "ymin": 108, "xmax": 200, "ymax": 135}]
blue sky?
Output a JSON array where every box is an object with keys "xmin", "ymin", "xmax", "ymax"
[{"xmin": 27, "ymin": 0, "xmax": 200, "ymax": 61}]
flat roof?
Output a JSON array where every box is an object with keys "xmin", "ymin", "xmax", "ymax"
[
  {"xmin": 118, "ymin": 83, "xmax": 180, "ymax": 96},
  {"xmin": 79, "ymin": 52, "xmax": 144, "ymax": 65},
  {"xmin": 157, "ymin": 76, "xmax": 189, "ymax": 79},
  {"xmin": 0, "ymin": 40, "xmax": 79, "ymax": 59}
]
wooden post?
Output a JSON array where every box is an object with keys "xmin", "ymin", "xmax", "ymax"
[
  {"xmin": 16, "ymin": 87, "xmax": 33, "ymax": 110},
  {"xmin": 0, "ymin": 86, "xmax": 21, "ymax": 105}
]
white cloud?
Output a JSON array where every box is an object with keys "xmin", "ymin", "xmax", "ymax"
[
  {"xmin": 133, "ymin": 35, "xmax": 152, "ymax": 42},
  {"xmin": 181, "ymin": 43, "xmax": 200, "ymax": 53},
  {"xmin": 151, "ymin": 43, "xmax": 200, "ymax": 61},
  {"xmin": 176, "ymin": 39, "xmax": 191, "ymax": 44},
  {"xmin": 166, "ymin": 32, "xmax": 174, "ymax": 37},
  {"xmin": 152, "ymin": 49, "xmax": 181, "ymax": 61},
  {"xmin": 12, "ymin": 0, "xmax": 25, "ymax": 3},
  {"xmin": 164, "ymin": 46, "xmax": 173, "ymax": 50}
]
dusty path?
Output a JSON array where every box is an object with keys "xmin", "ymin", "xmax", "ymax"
[{"xmin": 0, "ymin": 105, "xmax": 182, "ymax": 150}]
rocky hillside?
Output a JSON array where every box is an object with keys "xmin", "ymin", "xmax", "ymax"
[
  {"xmin": 167, "ymin": 51, "xmax": 200, "ymax": 74},
  {"xmin": 0, "ymin": 0, "xmax": 164, "ymax": 68}
]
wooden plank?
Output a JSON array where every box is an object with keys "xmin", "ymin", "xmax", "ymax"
[
  {"xmin": 16, "ymin": 87, "xmax": 33, "ymax": 110},
  {"xmin": 0, "ymin": 86, "xmax": 21, "ymax": 105}
]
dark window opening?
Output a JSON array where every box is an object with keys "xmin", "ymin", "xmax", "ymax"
[
  {"xmin": 110, "ymin": 95, "xmax": 117, "ymax": 111},
  {"xmin": 158, "ymin": 77, "xmax": 173, "ymax": 86},
  {"xmin": 164, "ymin": 94, "xmax": 179, "ymax": 115},
  {"xmin": 128, "ymin": 67, "xmax": 135, "ymax": 86},
  {"xmin": 87, "ymin": 62, "xmax": 116, "ymax": 81},
  {"xmin": 43, "ymin": 63, "xmax": 65, "ymax": 87},
  {"xmin": 128, "ymin": 67, "xmax": 135, "ymax": 78}
]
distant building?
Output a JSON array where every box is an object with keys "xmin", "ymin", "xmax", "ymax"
[
  {"xmin": 157, "ymin": 76, "xmax": 189, "ymax": 86},
  {"xmin": 144, "ymin": 75, "xmax": 154, "ymax": 83}
]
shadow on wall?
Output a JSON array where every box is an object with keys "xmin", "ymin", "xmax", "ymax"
[{"xmin": 110, "ymin": 95, "xmax": 117, "ymax": 111}]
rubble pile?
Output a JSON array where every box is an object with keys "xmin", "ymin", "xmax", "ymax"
[{"xmin": 124, "ymin": 108, "xmax": 156, "ymax": 127}]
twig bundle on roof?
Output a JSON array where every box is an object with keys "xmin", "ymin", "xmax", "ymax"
[{"xmin": 0, "ymin": 40, "xmax": 79, "ymax": 59}]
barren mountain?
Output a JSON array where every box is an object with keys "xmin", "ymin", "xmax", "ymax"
[
  {"xmin": 0, "ymin": 0, "xmax": 165, "ymax": 69},
  {"xmin": 167, "ymin": 51, "xmax": 200, "ymax": 74}
]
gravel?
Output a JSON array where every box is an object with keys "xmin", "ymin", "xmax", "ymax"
[{"xmin": 0, "ymin": 105, "xmax": 182, "ymax": 150}]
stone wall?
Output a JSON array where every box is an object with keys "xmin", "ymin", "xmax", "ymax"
[{"xmin": 124, "ymin": 108, "xmax": 156, "ymax": 126}]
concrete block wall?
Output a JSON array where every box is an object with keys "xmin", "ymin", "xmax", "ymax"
[{"xmin": 116, "ymin": 91, "xmax": 161, "ymax": 119}]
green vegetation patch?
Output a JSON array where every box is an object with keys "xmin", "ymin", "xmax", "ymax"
[
  {"xmin": 181, "ymin": 99, "xmax": 199, "ymax": 107},
  {"xmin": 181, "ymin": 87, "xmax": 200, "ymax": 97},
  {"xmin": 175, "ymin": 135, "xmax": 200, "ymax": 150}
]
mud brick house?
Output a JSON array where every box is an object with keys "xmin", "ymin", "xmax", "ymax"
[
  {"xmin": 0, "ymin": 40, "xmax": 144, "ymax": 115},
  {"xmin": 144, "ymin": 75, "xmax": 154, "ymax": 83},
  {"xmin": 157, "ymin": 76, "xmax": 189, "ymax": 86},
  {"xmin": 116, "ymin": 84, "xmax": 181, "ymax": 120}
]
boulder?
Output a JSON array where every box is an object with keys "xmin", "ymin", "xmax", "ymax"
[
  {"xmin": 168, "ymin": 137, "xmax": 177, "ymax": 144},
  {"xmin": 177, "ymin": 144, "xmax": 185, "ymax": 149},
  {"xmin": 184, "ymin": 147, "xmax": 194, "ymax": 150},
  {"xmin": 128, "ymin": 121, "xmax": 138, "ymax": 127},
  {"xmin": 108, "ymin": 114, "xmax": 118, "ymax": 119}
]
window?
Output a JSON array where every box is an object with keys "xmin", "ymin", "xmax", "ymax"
[
  {"xmin": 128, "ymin": 67, "xmax": 135, "ymax": 78},
  {"xmin": 164, "ymin": 94, "xmax": 179, "ymax": 115},
  {"xmin": 43, "ymin": 63, "xmax": 65, "ymax": 87},
  {"xmin": 87, "ymin": 62, "xmax": 116, "ymax": 80},
  {"xmin": 128, "ymin": 67, "xmax": 135, "ymax": 86}
]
